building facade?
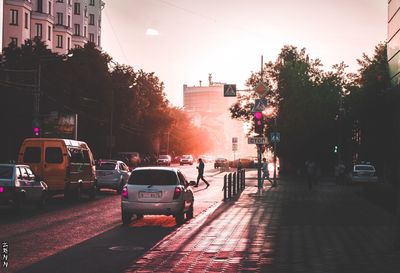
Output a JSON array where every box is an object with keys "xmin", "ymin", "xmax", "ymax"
[
  {"xmin": 388, "ymin": 0, "xmax": 400, "ymax": 86},
  {"xmin": 2, "ymin": 0, "xmax": 104, "ymax": 54}
]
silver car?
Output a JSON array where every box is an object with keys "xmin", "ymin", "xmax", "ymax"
[
  {"xmin": 121, "ymin": 167, "xmax": 195, "ymax": 225},
  {"xmin": 348, "ymin": 164, "xmax": 379, "ymax": 183},
  {"xmin": 96, "ymin": 160, "xmax": 131, "ymax": 193},
  {"xmin": 0, "ymin": 164, "xmax": 48, "ymax": 209}
]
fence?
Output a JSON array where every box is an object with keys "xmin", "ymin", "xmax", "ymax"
[{"xmin": 223, "ymin": 169, "xmax": 246, "ymax": 201}]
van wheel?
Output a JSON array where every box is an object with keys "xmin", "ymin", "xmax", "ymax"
[
  {"xmin": 122, "ymin": 210, "xmax": 133, "ymax": 225},
  {"xmin": 36, "ymin": 192, "xmax": 48, "ymax": 209},
  {"xmin": 88, "ymin": 184, "xmax": 97, "ymax": 200}
]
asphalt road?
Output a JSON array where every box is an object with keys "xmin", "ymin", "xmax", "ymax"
[{"xmin": 0, "ymin": 163, "xmax": 229, "ymax": 273}]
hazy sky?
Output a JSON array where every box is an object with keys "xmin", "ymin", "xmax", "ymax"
[{"xmin": 1, "ymin": 0, "xmax": 388, "ymax": 106}]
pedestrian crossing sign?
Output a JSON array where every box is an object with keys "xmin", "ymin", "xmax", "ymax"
[{"xmin": 224, "ymin": 84, "xmax": 237, "ymax": 97}]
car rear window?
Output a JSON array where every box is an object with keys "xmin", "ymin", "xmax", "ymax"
[
  {"xmin": 23, "ymin": 147, "xmax": 41, "ymax": 163},
  {"xmin": 0, "ymin": 166, "xmax": 13, "ymax": 179},
  {"xmin": 129, "ymin": 169, "xmax": 177, "ymax": 185},
  {"xmin": 355, "ymin": 165, "xmax": 375, "ymax": 171},
  {"xmin": 97, "ymin": 162, "xmax": 116, "ymax": 170}
]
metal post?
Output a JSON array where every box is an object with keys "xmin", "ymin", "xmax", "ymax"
[
  {"xmin": 228, "ymin": 173, "xmax": 232, "ymax": 199},
  {"xmin": 233, "ymin": 172, "xmax": 236, "ymax": 196},
  {"xmin": 237, "ymin": 171, "xmax": 240, "ymax": 193},
  {"xmin": 273, "ymin": 117, "xmax": 278, "ymax": 187},
  {"xmin": 224, "ymin": 174, "xmax": 227, "ymax": 200},
  {"xmin": 242, "ymin": 169, "xmax": 246, "ymax": 190},
  {"xmin": 166, "ymin": 131, "xmax": 170, "ymax": 155},
  {"xmin": 257, "ymin": 144, "xmax": 262, "ymax": 190}
]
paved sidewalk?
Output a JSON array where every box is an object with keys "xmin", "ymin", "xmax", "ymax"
[{"xmin": 125, "ymin": 170, "xmax": 400, "ymax": 273}]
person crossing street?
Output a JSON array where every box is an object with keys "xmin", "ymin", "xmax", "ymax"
[{"xmin": 196, "ymin": 158, "xmax": 210, "ymax": 188}]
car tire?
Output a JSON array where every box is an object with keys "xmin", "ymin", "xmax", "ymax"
[
  {"xmin": 122, "ymin": 210, "xmax": 133, "ymax": 225},
  {"xmin": 88, "ymin": 184, "xmax": 96, "ymax": 200},
  {"xmin": 175, "ymin": 211, "xmax": 185, "ymax": 225},
  {"xmin": 36, "ymin": 191, "xmax": 48, "ymax": 209},
  {"xmin": 186, "ymin": 202, "xmax": 194, "ymax": 219}
]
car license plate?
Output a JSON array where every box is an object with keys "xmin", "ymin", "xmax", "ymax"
[{"xmin": 139, "ymin": 191, "xmax": 162, "ymax": 198}]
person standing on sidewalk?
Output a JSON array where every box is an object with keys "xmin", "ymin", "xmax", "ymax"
[
  {"xmin": 305, "ymin": 159, "xmax": 316, "ymax": 190},
  {"xmin": 261, "ymin": 158, "xmax": 273, "ymax": 186},
  {"xmin": 196, "ymin": 158, "xmax": 210, "ymax": 188}
]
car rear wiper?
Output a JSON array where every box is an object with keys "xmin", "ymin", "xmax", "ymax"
[{"xmin": 147, "ymin": 185, "xmax": 153, "ymax": 188}]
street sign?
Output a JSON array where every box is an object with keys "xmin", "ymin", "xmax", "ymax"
[
  {"xmin": 232, "ymin": 143, "xmax": 238, "ymax": 151},
  {"xmin": 254, "ymin": 82, "xmax": 269, "ymax": 98},
  {"xmin": 224, "ymin": 84, "xmax": 237, "ymax": 97},
  {"xmin": 270, "ymin": 132, "xmax": 280, "ymax": 143},
  {"xmin": 232, "ymin": 137, "xmax": 238, "ymax": 144},
  {"xmin": 247, "ymin": 137, "xmax": 268, "ymax": 145},
  {"xmin": 251, "ymin": 99, "xmax": 266, "ymax": 113}
]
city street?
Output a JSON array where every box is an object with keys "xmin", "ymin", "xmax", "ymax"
[{"xmin": 0, "ymin": 163, "xmax": 228, "ymax": 273}]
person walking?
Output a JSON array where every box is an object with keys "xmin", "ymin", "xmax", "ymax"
[
  {"xmin": 261, "ymin": 158, "xmax": 273, "ymax": 186},
  {"xmin": 196, "ymin": 158, "xmax": 210, "ymax": 188},
  {"xmin": 305, "ymin": 159, "xmax": 316, "ymax": 190},
  {"xmin": 237, "ymin": 159, "xmax": 243, "ymax": 172}
]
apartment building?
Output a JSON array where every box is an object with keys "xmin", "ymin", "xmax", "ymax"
[{"xmin": 2, "ymin": 0, "xmax": 104, "ymax": 54}]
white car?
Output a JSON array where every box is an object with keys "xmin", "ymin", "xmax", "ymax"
[
  {"xmin": 0, "ymin": 164, "xmax": 48, "ymax": 209},
  {"xmin": 348, "ymin": 164, "xmax": 379, "ymax": 183},
  {"xmin": 96, "ymin": 160, "xmax": 131, "ymax": 193},
  {"xmin": 180, "ymin": 155, "xmax": 194, "ymax": 165},
  {"xmin": 157, "ymin": 155, "xmax": 171, "ymax": 166},
  {"xmin": 121, "ymin": 167, "xmax": 195, "ymax": 225}
]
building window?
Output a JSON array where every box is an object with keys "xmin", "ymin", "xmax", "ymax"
[
  {"xmin": 37, "ymin": 0, "xmax": 43, "ymax": 13},
  {"xmin": 74, "ymin": 24, "xmax": 80, "ymax": 36},
  {"xmin": 89, "ymin": 14, "xmax": 95, "ymax": 25},
  {"xmin": 25, "ymin": 12, "xmax": 29, "ymax": 28},
  {"xmin": 10, "ymin": 10, "xmax": 18, "ymax": 25},
  {"xmin": 36, "ymin": 23, "xmax": 43, "ymax": 39},
  {"xmin": 10, "ymin": 37, "xmax": 18, "ymax": 46},
  {"xmin": 84, "ymin": 26, "xmax": 87, "ymax": 37},
  {"xmin": 74, "ymin": 3, "xmax": 80, "ymax": 15},
  {"xmin": 56, "ymin": 35, "xmax": 63, "ymax": 48},
  {"xmin": 90, "ymin": 0, "xmax": 95, "ymax": 6},
  {"xmin": 89, "ymin": 33, "xmax": 94, "ymax": 43},
  {"xmin": 67, "ymin": 37, "xmax": 71, "ymax": 49},
  {"xmin": 56, "ymin": 0, "xmax": 64, "ymax": 2},
  {"xmin": 68, "ymin": 0, "xmax": 71, "ymax": 5},
  {"xmin": 84, "ymin": 6, "xmax": 88, "ymax": 17},
  {"xmin": 48, "ymin": 1, "xmax": 52, "ymax": 15},
  {"xmin": 57, "ymin": 12, "xmax": 63, "ymax": 25},
  {"xmin": 67, "ymin": 15, "xmax": 71, "ymax": 27},
  {"xmin": 48, "ymin": 26, "xmax": 51, "ymax": 41}
]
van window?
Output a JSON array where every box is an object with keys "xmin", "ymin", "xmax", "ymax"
[
  {"xmin": 45, "ymin": 147, "xmax": 63, "ymax": 164},
  {"xmin": 82, "ymin": 150, "xmax": 91, "ymax": 164},
  {"xmin": 68, "ymin": 148, "xmax": 84, "ymax": 163},
  {"xmin": 129, "ymin": 169, "xmax": 177, "ymax": 185},
  {"xmin": 23, "ymin": 147, "xmax": 41, "ymax": 163}
]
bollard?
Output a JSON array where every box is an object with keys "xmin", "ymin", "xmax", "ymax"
[
  {"xmin": 224, "ymin": 174, "xmax": 227, "ymax": 200},
  {"xmin": 233, "ymin": 172, "xmax": 237, "ymax": 196},
  {"xmin": 237, "ymin": 171, "xmax": 240, "ymax": 193},
  {"xmin": 228, "ymin": 173, "xmax": 232, "ymax": 199},
  {"xmin": 243, "ymin": 169, "xmax": 246, "ymax": 190}
]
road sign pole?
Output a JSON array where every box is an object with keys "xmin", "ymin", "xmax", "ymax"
[{"xmin": 257, "ymin": 144, "xmax": 262, "ymax": 190}]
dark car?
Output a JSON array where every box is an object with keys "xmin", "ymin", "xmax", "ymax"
[{"xmin": 214, "ymin": 158, "xmax": 229, "ymax": 169}]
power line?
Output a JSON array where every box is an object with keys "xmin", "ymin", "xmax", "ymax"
[{"xmin": 104, "ymin": 9, "xmax": 130, "ymax": 64}]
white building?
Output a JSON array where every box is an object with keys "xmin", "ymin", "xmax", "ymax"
[{"xmin": 2, "ymin": 0, "xmax": 104, "ymax": 54}]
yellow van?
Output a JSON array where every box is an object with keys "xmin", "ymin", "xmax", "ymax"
[{"xmin": 17, "ymin": 138, "xmax": 97, "ymax": 199}]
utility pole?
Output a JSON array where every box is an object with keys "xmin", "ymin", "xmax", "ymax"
[
  {"xmin": 109, "ymin": 89, "xmax": 114, "ymax": 159},
  {"xmin": 257, "ymin": 55, "xmax": 264, "ymax": 191},
  {"xmin": 273, "ymin": 117, "xmax": 277, "ymax": 187}
]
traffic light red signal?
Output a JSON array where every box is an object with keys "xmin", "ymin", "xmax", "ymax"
[
  {"xmin": 254, "ymin": 112, "xmax": 264, "ymax": 135},
  {"xmin": 33, "ymin": 127, "xmax": 40, "ymax": 137}
]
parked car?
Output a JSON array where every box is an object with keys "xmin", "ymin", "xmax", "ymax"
[
  {"xmin": 214, "ymin": 158, "xmax": 229, "ymax": 169},
  {"xmin": 180, "ymin": 155, "xmax": 194, "ymax": 165},
  {"xmin": 0, "ymin": 164, "xmax": 48, "ymax": 208},
  {"xmin": 96, "ymin": 160, "xmax": 131, "ymax": 193},
  {"xmin": 17, "ymin": 138, "xmax": 97, "ymax": 200},
  {"xmin": 347, "ymin": 164, "xmax": 379, "ymax": 184},
  {"xmin": 157, "ymin": 155, "xmax": 171, "ymax": 166},
  {"xmin": 121, "ymin": 167, "xmax": 196, "ymax": 225}
]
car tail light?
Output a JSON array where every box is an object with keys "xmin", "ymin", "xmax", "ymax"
[
  {"xmin": 0, "ymin": 186, "xmax": 3, "ymax": 193},
  {"xmin": 122, "ymin": 186, "xmax": 128, "ymax": 199},
  {"xmin": 173, "ymin": 187, "xmax": 182, "ymax": 200}
]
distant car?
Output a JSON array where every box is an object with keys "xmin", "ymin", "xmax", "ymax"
[
  {"xmin": 230, "ymin": 157, "xmax": 255, "ymax": 168},
  {"xmin": 96, "ymin": 160, "xmax": 131, "ymax": 193},
  {"xmin": 347, "ymin": 164, "xmax": 379, "ymax": 184},
  {"xmin": 214, "ymin": 158, "xmax": 229, "ymax": 169},
  {"xmin": 157, "ymin": 155, "xmax": 171, "ymax": 166},
  {"xmin": 0, "ymin": 164, "xmax": 48, "ymax": 209},
  {"xmin": 121, "ymin": 167, "xmax": 195, "ymax": 225},
  {"xmin": 180, "ymin": 155, "xmax": 194, "ymax": 165}
]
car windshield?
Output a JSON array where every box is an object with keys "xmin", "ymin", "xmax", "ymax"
[
  {"xmin": 355, "ymin": 165, "xmax": 375, "ymax": 171},
  {"xmin": 182, "ymin": 155, "xmax": 191, "ymax": 159},
  {"xmin": 129, "ymin": 169, "xmax": 177, "ymax": 185},
  {"xmin": 96, "ymin": 162, "xmax": 116, "ymax": 170},
  {"xmin": 159, "ymin": 155, "xmax": 169, "ymax": 159},
  {"xmin": 0, "ymin": 166, "xmax": 13, "ymax": 179}
]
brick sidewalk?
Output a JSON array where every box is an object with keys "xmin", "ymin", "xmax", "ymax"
[{"xmin": 125, "ymin": 170, "xmax": 400, "ymax": 273}]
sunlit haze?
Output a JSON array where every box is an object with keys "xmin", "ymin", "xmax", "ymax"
[{"xmin": 98, "ymin": 0, "xmax": 387, "ymax": 107}]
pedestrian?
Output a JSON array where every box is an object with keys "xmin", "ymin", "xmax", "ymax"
[
  {"xmin": 237, "ymin": 159, "xmax": 243, "ymax": 172},
  {"xmin": 305, "ymin": 159, "xmax": 316, "ymax": 190},
  {"xmin": 261, "ymin": 158, "xmax": 273, "ymax": 186},
  {"xmin": 196, "ymin": 158, "xmax": 210, "ymax": 188}
]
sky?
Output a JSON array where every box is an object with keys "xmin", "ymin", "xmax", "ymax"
[{"xmin": 1, "ymin": 0, "xmax": 388, "ymax": 107}]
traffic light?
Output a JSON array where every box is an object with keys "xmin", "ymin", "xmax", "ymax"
[
  {"xmin": 334, "ymin": 145, "xmax": 338, "ymax": 153},
  {"xmin": 33, "ymin": 127, "xmax": 40, "ymax": 137},
  {"xmin": 254, "ymin": 111, "xmax": 264, "ymax": 135}
]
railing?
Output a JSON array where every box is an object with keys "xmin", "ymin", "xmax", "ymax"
[{"xmin": 223, "ymin": 169, "xmax": 245, "ymax": 201}]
